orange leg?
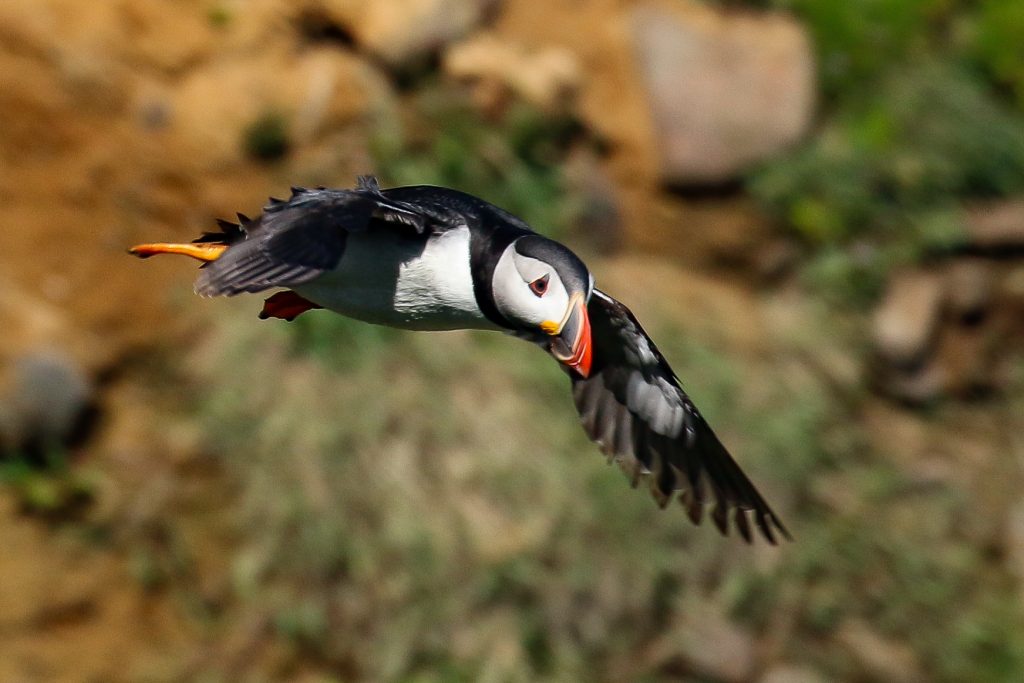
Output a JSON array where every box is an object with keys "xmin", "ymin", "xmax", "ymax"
[{"xmin": 128, "ymin": 242, "xmax": 228, "ymax": 262}]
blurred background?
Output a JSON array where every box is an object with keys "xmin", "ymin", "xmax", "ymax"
[{"xmin": 2, "ymin": 0, "xmax": 1024, "ymax": 681}]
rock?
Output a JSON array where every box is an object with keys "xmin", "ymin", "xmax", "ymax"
[
  {"xmin": 964, "ymin": 198, "xmax": 1024, "ymax": 249},
  {"xmin": 876, "ymin": 355, "xmax": 948, "ymax": 405},
  {"xmin": 643, "ymin": 599, "xmax": 758, "ymax": 680},
  {"xmin": 0, "ymin": 0, "xmax": 56, "ymax": 59},
  {"xmin": 312, "ymin": 0, "xmax": 493, "ymax": 67},
  {"xmin": 869, "ymin": 260, "xmax": 1008, "ymax": 402},
  {"xmin": 1006, "ymin": 501, "xmax": 1024, "ymax": 576},
  {"xmin": 444, "ymin": 34, "xmax": 582, "ymax": 114},
  {"xmin": 810, "ymin": 472, "xmax": 863, "ymax": 515},
  {"xmin": 1006, "ymin": 501, "xmax": 1024, "ymax": 599},
  {"xmin": 0, "ymin": 352, "xmax": 94, "ymax": 454},
  {"xmin": 630, "ymin": 2, "xmax": 815, "ymax": 185},
  {"xmin": 564, "ymin": 148, "xmax": 624, "ymax": 254},
  {"xmin": 114, "ymin": 0, "xmax": 217, "ymax": 74},
  {"xmin": 837, "ymin": 619, "xmax": 926, "ymax": 683},
  {"xmin": 169, "ymin": 47, "xmax": 391, "ymax": 168},
  {"xmin": 759, "ymin": 664, "xmax": 827, "ymax": 683},
  {"xmin": 872, "ymin": 270, "xmax": 945, "ymax": 368},
  {"xmin": 946, "ymin": 258, "xmax": 995, "ymax": 322},
  {"xmin": 936, "ymin": 324, "xmax": 998, "ymax": 397},
  {"xmin": 674, "ymin": 602, "xmax": 756, "ymax": 682},
  {"xmin": 1003, "ymin": 266, "xmax": 1024, "ymax": 307},
  {"xmin": 0, "ymin": 276, "xmax": 114, "ymax": 375},
  {"xmin": 757, "ymin": 239, "xmax": 802, "ymax": 283},
  {"xmin": 625, "ymin": 193, "xmax": 776, "ymax": 267}
]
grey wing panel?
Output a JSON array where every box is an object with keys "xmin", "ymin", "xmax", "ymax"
[
  {"xmin": 571, "ymin": 289, "xmax": 790, "ymax": 544},
  {"xmin": 194, "ymin": 180, "xmax": 457, "ymax": 297},
  {"xmin": 194, "ymin": 190, "xmax": 364, "ymax": 296}
]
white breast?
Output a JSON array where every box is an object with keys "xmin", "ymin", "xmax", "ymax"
[{"xmin": 294, "ymin": 227, "xmax": 498, "ymax": 331}]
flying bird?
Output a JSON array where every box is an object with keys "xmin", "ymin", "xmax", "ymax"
[{"xmin": 130, "ymin": 176, "xmax": 790, "ymax": 543}]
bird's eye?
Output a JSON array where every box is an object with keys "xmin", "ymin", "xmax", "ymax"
[{"xmin": 529, "ymin": 274, "xmax": 549, "ymax": 297}]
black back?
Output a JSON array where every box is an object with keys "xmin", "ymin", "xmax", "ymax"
[{"xmin": 381, "ymin": 186, "xmax": 536, "ymax": 329}]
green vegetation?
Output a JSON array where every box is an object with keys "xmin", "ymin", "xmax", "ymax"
[
  {"xmin": 243, "ymin": 110, "xmax": 292, "ymax": 162},
  {"xmin": 206, "ymin": 2, "xmax": 233, "ymax": 29},
  {"xmin": 178, "ymin": 70, "xmax": 1024, "ymax": 678},
  {"xmin": 372, "ymin": 85, "xmax": 582, "ymax": 240},
  {"xmin": 183, "ymin": 291, "xmax": 1024, "ymax": 681},
  {"xmin": 752, "ymin": 62, "xmax": 1024, "ymax": 303},
  {"xmin": 767, "ymin": 0, "xmax": 1024, "ymax": 101},
  {"xmin": 191, "ymin": 307, "xmax": 762, "ymax": 679},
  {"xmin": 749, "ymin": 1, "xmax": 1024, "ymax": 304},
  {"xmin": 972, "ymin": 0, "xmax": 1024, "ymax": 108},
  {"xmin": 0, "ymin": 449, "xmax": 95, "ymax": 519}
]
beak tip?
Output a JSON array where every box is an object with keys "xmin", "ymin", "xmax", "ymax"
[
  {"xmin": 555, "ymin": 293, "xmax": 592, "ymax": 379},
  {"xmin": 574, "ymin": 340, "xmax": 592, "ymax": 379}
]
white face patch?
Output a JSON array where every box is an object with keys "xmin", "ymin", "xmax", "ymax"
[{"xmin": 492, "ymin": 243, "xmax": 573, "ymax": 329}]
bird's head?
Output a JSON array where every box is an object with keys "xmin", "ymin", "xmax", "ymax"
[{"xmin": 492, "ymin": 235, "xmax": 593, "ymax": 378}]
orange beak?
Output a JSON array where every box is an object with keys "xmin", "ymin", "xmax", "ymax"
[{"xmin": 548, "ymin": 293, "xmax": 592, "ymax": 378}]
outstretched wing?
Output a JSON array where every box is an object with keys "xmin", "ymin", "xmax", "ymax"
[
  {"xmin": 571, "ymin": 289, "xmax": 790, "ymax": 544},
  {"xmin": 194, "ymin": 176, "xmax": 458, "ymax": 297}
]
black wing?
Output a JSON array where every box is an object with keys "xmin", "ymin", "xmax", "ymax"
[
  {"xmin": 194, "ymin": 176, "xmax": 458, "ymax": 297},
  {"xmin": 571, "ymin": 290, "xmax": 790, "ymax": 544}
]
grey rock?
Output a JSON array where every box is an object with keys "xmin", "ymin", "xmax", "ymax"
[
  {"xmin": 965, "ymin": 198, "xmax": 1024, "ymax": 249},
  {"xmin": 631, "ymin": 3, "xmax": 815, "ymax": 185},
  {"xmin": 0, "ymin": 352, "xmax": 93, "ymax": 453},
  {"xmin": 837, "ymin": 619, "xmax": 926, "ymax": 683},
  {"xmin": 564, "ymin": 148, "xmax": 624, "ymax": 254},
  {"xmin": 1006, "ymin": 501, "xmax": 1024, "ymax": 591},
  {"xmin": 938, "ymin": 323, "xmax": 999, "ymax": 397},
  {"xmin": 1002, "ymin": 265, "xmax": 1024, "ymax": 303},
  {"xmin": 444, "ymin": 34, "xmax": 582, "ymax": 114},
  {"xmin": 877, "ymin": 355, "xmax": 948, "ymax": 405},
  {"xmin": 757, "ymin": 239, "xmax": 801, "ymax": 282},
  {"xmin": 946, "ymin": 258, "xmax": 995, "ymax": 320},
  {"xmin": 872, "ymin": 270, "xmax": 945, "ymax": 368},
  {"xmin": 759, "ymin": 664, "xmax": 827, "ymax": 683},
  {"xmin": 677, "ymin": 602, "xmax": 756, "ymax": 683},
  {"xmin": 314, "ymin": 0, "xmax": 494, "ymax": 67}
]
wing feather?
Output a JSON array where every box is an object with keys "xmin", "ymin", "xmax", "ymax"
[
  {"xmin": 194, "ymin": 177, "xmax": 457, "ymax": 297},
  {"xmin": 571, "ymin": 289, "xmax": 791, "ymax": 544}
]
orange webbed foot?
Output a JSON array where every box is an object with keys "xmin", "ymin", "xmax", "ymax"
[
  {"xmin": 259, "ymin": 291, "xmax": 323, "ymax": 322},
  {"xmin": 128, "ymin": 243, "xmax": 228, "ymax": 262}
]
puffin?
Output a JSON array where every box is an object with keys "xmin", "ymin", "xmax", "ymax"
[{"xmin": 130, "ymin": 176, "xmax": 790, "ymax": 544}]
